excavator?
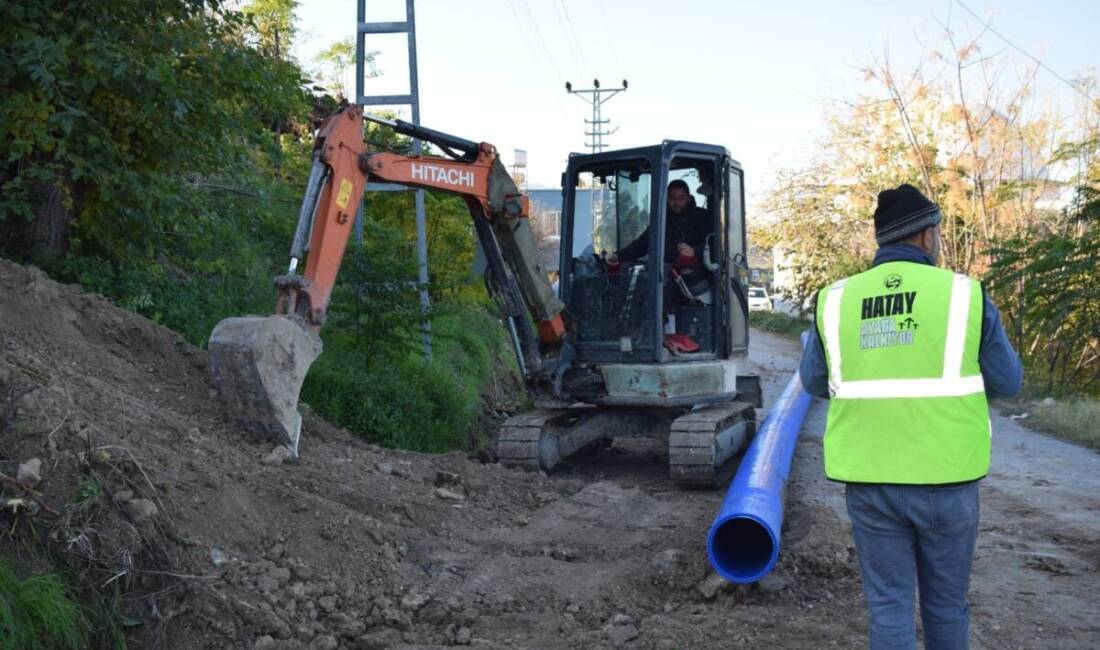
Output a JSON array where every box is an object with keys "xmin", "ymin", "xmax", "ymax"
[{"xmin": 208, "ymin": 104, "xmax": 761, "ymax": 488}]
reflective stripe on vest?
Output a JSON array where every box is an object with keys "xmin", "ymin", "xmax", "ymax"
[
  {"xmin": 817, "ymin": 262, "xmax": 992, "ymax": 484},
  {"xmin": 822, "ymin": 273, "xmax": 985, "ymax": 399}
]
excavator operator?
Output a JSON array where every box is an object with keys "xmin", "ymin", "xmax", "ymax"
[
  {"xmin": 604, "ymin": 178, "xmax": 714, "ymax": 352},
  {"xmin": 604, "ymin": 179, "xmax": 711, "ymax": 269}
]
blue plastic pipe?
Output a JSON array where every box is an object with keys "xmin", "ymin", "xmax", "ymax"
[{"xmin": 706, "ymin": 334, "xmax": 813, "ymax": 583}]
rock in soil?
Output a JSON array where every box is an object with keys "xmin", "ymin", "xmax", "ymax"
[
  {"xmin": 262, "ymin": 445, "xmax": 292, "ymax": 466},
  {"xmin": 696, "ymin": 572, "xmax": 730, "ymax": 600},
  {"xmin": 454, "ymin": 626, "xmax": 472, "ymax": 645},
  {"xmin": 126, "ymin": 498, "xmax": 158, "ymax": 523},
  {"xmin": 434, "ymin": 487, "xmax": 465, "ymax": 501},
  {"xmin": 16, "ymin": 458, "xmax": 42, "ymax": 487}
]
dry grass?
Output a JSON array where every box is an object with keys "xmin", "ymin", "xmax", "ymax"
[{"xmin": 1025, "ymin": 397, "xmax": 1100, "ymax": 450}]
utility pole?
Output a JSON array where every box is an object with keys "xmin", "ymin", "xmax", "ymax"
[
  {"xmin": 356, "ymin": 0, "xmax": 432, "ymax": 362},
  {"xmin": 565, "ymin": 79, "xmax": 628, "ymax": 152}
]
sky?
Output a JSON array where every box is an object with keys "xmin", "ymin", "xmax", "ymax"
[{"xmin": 292, "ymin": 0, "xmax": 1098, "ymax": 208}]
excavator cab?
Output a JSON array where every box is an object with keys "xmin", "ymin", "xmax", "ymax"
[{"xmin": 550, "ymin": 142, "xmax": 751, "ymax": 405}]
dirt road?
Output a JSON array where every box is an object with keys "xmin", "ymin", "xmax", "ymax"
[
  {"xmin": 1, "ymin": 259, "xmax": 1096, "ymax": 649},
  {"xmin": 766, "ymin": 329, "xmax": 1100, "ymax": 649}
]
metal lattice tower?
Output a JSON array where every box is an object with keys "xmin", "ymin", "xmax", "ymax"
[
  {"xmin": 565, "ymin": 79, "xmax": 628, "ymax": 152},
  {"xmin": 356, "ymin": 0, "xmax": 431, "ymax": 361}
]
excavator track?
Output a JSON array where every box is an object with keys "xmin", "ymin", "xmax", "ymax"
[
  {"xmin": 496, "ymin": 410, "xmax": 560, "ymax": 470},
  {"xmin": 497, "ymin": 408, "xmax": 653, "ymax": 472},
  {"xmin": 668, "ymin": 402, "xmax": 756, "ymax": 488},
  {"xmin": 499, "ymin": 404, "xmax": 755, "ymax": 489}
]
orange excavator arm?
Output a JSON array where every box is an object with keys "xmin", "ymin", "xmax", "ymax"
[
  {"xmin": 279, "ymin": 105, "xmax": 566, "ymax": 370},
  {"xmin": 209, "ymin": 105, "xmax": 574, "ymax": 452}
]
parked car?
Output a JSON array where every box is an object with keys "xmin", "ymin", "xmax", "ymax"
[{"xmin": 747, "ymin": 286, "xmax": 772, "ymax": 311}]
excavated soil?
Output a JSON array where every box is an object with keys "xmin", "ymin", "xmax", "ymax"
[{"xmin": 1, "ymin": 257, "xmax": 1097, "ymax": 649}]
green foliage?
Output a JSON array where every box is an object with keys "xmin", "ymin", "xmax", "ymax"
[
  {"xmin": 753, "ymin": 204, "xmax": 872, "ymax": 311},
  {"xmin": 72, "ymin": 477, "xmax": 102, "ymax": 505},
  {"xmin": 0, "ymin": 557, "xmax": 84, "ymax": 650},
  {"xmin": 986, "ymin": 224, "xmax": 1098, "ymax": 395},
  {"xmin": 31, "ymin": 156, "xmax": 304, "ymax": 346},
  {"xmin": 424, "ymin": 193, "xmax": 484, "ymax": 302},
  {"xmin": 301, "ymin": 306, "xmax": 510, "ymax": 452},
  {"xmin": 324, "ymin": 235, "xmax": 426, "ymax": 365},
  {"xmin": 243, "ymin": 0, "xmax": 299, "ymax": 57},
  {"xmin": 749, "ymin": 311, "xmax": 812, "ymax": 339},
  {"xmin": 0, "ymin": 0, "xmax": 521, "ymax": 457},
  {"xmin": 985, "ymin": 133, "xmax": 1100, "ymax": 396},
  {"xmin": 314, "ymin": 38, "xmax": 379, "ymax": 100},
  {"xmin": 316, "ymin": 39, "xmax": 355, "ymax": 74},
  {"xmin": 0, "ymin": 0, "xmax": 312, "ymax": 257}
]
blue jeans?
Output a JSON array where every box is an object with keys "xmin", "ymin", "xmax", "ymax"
[{"xmin": 845, "ymin": 482, "xmax": 980, "ymax": 650}]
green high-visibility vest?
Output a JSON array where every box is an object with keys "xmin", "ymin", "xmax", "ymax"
[{"xmin": 815, "ymin": 261, "xmax": 991, "ymax": 484}]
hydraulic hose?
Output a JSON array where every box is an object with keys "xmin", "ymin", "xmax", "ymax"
[{"xmin": 706, "ymin": 333, "xmax": 813, "ymax": 583}]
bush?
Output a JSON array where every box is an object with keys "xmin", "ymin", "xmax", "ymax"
[
  {"xmin": 749, "ymin": 311, "xmax": 812, "ymax": 339},
  {"xmin": 986, "ymin": 218, "xmax": 1099, "ymax": 397},
  {"xmin": 300, "ymin": 305, "xmax": 512, "ymax": 452},
  {"xmin": 0, "ymin": 557, "xmax": 84, "ymax": 650},
  {"xmin": 29, "ymin": 165, "xmax": 301, "ymax": 348}
]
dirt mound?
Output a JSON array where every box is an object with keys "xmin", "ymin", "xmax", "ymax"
[{"xmin": 1, "ymin": 259, "xmax": 866, "ymax": 649}]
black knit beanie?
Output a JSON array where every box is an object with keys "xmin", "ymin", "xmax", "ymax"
[{"xmin": 873, "ymin": 184, "xmax": 942, "ymax": 245}]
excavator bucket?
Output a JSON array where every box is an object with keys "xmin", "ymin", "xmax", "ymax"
[{"xmin": 208, "ymin": 316, "xmax": 322, "ymax": 456}]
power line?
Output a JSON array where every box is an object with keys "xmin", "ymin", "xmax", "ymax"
[
  {"xmin": 517, "ymin": 0, "xmax": 565, "ymax": 81},
  {"xmin": 598, "ymin": 0, "xmax": 622, "ymax": 80},
  {"xmin": 552, "ymin": 0, "xmax": 587, "ymax": 78},
  {"xmin": 505, "ymin": 0, "xmax": 553, "ymax": 80},
  {"xmin": 954, "ymin": 0, "xmax": 1094, "ymax": 102},
  {"xmin": 558, "ymin": 0, "xmax": 591, "ymax": 77}
]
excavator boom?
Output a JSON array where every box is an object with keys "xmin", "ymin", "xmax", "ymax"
[{"xmin": 209, "ymin": 105, "xmax": 565, "ymax": 454}]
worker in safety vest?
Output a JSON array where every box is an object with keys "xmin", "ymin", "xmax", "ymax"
[{"xmin": 799, "ymin": 184, "xmax": 1022, "ymax": 650}]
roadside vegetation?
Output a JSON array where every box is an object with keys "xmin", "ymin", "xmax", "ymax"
[
  {"xmin": 1026, "ymin": 398, "xmax": 1100, "ymax": 450},
  {"xmin": 754, "ymin": 20, "xmax": 1099, "ymax": 413},
  {"xmin": 1, "ymin": 0, "xmax": 513, "ymax": 454},
  {"xmin": 749, "ymin": 311, "xmax": 812, "ymax": 339},
  {"xmin": 1, "ymin": 3, "xmax": 515, "ymax": 643}
]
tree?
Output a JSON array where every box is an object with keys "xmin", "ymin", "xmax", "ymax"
[
  {"xmin": 760, "ymin": 21, "xmax": 1063, "ymax": 308},
  {"xmin": 314, "ymin": 38, "xmax": 380, "ymax": 101},
  {"xmin": 0, "ymin": 0, "xmax": 311, "ymax": 258},
  {"xmin": 986, "ymin": 105, "xmax": 1100, "ymax": 395},
  {"xmin": 243, "ymin": 0, "xmax": 298, "ymax": 59}
]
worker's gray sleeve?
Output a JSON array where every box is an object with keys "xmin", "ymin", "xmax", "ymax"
[
  {"xmin": 798, "ymin": 321, "xmax": 831, "ymax": 399},
  {"xmin": 978, "ymin": 293, "xmax": 1023, "ymax": 399}
]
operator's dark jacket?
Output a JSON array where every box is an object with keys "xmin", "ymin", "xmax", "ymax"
[
  {"xmin": 616, "ymin": 205, "xmax": 711, "ymax": 265},
  {"xmin": 799, "ymin": 243, "xmax": 1023, "ymax": 401}
]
